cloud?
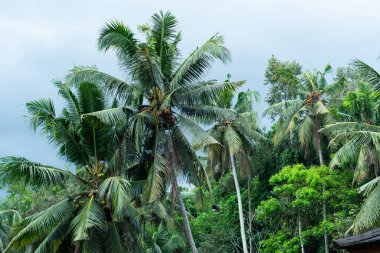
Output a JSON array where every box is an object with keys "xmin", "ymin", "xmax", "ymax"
[{"xmin": 1, "ymin": 0, "xmax": 380, "ymax": 167}]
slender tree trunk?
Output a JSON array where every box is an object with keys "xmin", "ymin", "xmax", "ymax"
[
  {"xmin": 323, "ymin": 184, "xmax": 329, "ymax": 253},
  {"xmin": 166, "ymin": 131, "xmax": 198, "ymax": 253},
  {"xmin": 315, "ymin": 117, "xmax": 329, "ymax": 253},
  {"xmin": 248, "ymin": 164, "xmax": 253, "ymax": 253},
  {"xmin": 74, "ymin": 244, "xmax": 80, "ymax": 253},
  {"xmin": 315, "ymin": 117, "xmax": 324, "ymax": 166},
  {"xmin": 229, "ymin": 149, "xmax": 249, "ymax": 253},
  {"xmin": 298, "ymin": 214, "xmax": 305, "ymax": 253},
  {"xmin": 201, "ymin": 164, "xmax": 214, "ymax": 203}
]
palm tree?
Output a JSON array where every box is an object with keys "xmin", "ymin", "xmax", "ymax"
[
  {"xmin": 321, "ymin": 60, "xmax": 380, "ymax": 234},
  {"xmin": 265, "ymin": 64, "xmax": 345, "ymax": 253},
  {"xmin": 65, "ymin": 11, "xmax": 242, "ymax": 253},
  {"xmin": 0, "ymin": 81, "xmax": 145, "ymax": 252},
  {"xmin": 206, "ymin": 89, "xmax": 264, "ymax": 253}
]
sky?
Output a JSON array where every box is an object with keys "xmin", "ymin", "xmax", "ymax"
[{"xmin": 1, "ymin": 0, "xmax": 380, "ymax": 169}]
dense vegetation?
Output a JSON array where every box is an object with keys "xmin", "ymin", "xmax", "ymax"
[{"xmin": 0, "ymin": 11, "xmax": 379, "ymax": 253}]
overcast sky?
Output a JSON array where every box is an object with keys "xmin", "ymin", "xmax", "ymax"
[{"xmin": 1, "ymin": 0, "xmax": 380, "ymax": 168}]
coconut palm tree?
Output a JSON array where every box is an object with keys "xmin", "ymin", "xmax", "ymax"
[
  {"xmin": 65, "ymin": 11, "xmax": 242, "ymax": 253},
  {"xmin": 206, "ymin": 89, "xmax": 264, "ymax": 253},
  {"xmin": 0, "ymin": 81, "xmax": 146, "ymax": 252},
  {"xmin": 265, "ymin": 64, "xmax": 345, "ymax": 165},
  {"xmin": 265, "ymin": 64, "xmax": 346, "ymax": 253},
  {"xmin": 321, "ymin": 60, "xmax": 380, "ymax": 234},
  {"xmin": 323, "ymin": 82, "xmax": 380, "ymax": 183}
]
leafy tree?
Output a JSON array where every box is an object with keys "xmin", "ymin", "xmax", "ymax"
[
  {"xmin": 256, "ymin": 164, "xmax": 358, "ymax": 253},
  {"xmin": 264, "ymin": 56, "xmax": 302, "ymax": 119}
]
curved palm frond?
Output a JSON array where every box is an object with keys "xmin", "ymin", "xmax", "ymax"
[
  {"xmin": 98, "ymin": 20, "xmax": 138, "ymax": 70},
  {"xmin": 350, "ymin": 184, "xmax": 380, "ymax": 234},
  {"xmin": 174, "ymin": 80, "xmax": 245, "ymax": 106},
  {"xmin": 234, "ymin": 90, "xmax": 260, "ymax": 114},
  {"xmin": 353, "ymin": 59, "xmax": 380, "ymax": 91},
  {"xmin": 65, "ymin": 66, "xmax": 134, "ymax": 96},
  {"xmin": 34, "ymin": 214, "xmax": 73, "ymax": 253},
  {"xmin": 0, "ymin": 156, "xmax": 74, "ymax": 186},
  {"xmin": 170, "ymin": 34, "xmax": 231, "ymax": 90},
  {"xmin": 151, "ymin": 11, "xmax": 179, "ymax": 78},
  {"xmin": 224, "ymin": 126, "xmax": 241, "ymax": 154},
  {"xmin": 70, "ymin": 196, "xmax": 106, "ymax": 242},
  {"xmin": 4, "ymin": 199, "xmax": 75, "ymax": 252},
  {"xmin": 99, "ymin": 177, "xmax": 131, "ymax": 220},
  {"xmin": 26, "ymin": 98, "xmax": 56, "ymax": 132},
  {"xmin": 176, "ymin": 115, "xmax": 219, "ymax": 149}
]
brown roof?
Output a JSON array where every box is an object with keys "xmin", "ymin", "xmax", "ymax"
[{"xmin": 333, "ymin": 228, "xmax": 380, "ymax": 249}]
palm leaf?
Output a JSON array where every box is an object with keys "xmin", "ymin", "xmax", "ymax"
[
  {"xmin": 350, "ymin": 184, "xmax": 380, "ymax": 234},
  {"xmin": 70, "ymin": 196, "xmax": 107, "ymax": 241},
  {"xmin": 4, "ymin": 199, "xmax": 75, "ymax": 252},
  {"xmin": 65, "ymin": 66, "xmax": 133, "ymax": 96},
  {"xmin": 170, "ymin": 34, "xmax": 231, "ymax": 90},
  {"xmin": 176, "ymin": 115, "xmax": 219, "ymax": 149},
  {"xmin": 0, "ymin": 156, "xmax": 74, "ymax": 186},
  {"xmin": 99, "ymin": 177, "xmax": 131, "ymax": 220}
]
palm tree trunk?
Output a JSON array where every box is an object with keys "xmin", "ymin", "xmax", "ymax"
[
  {"xmin": 166, "ymin": 131, "xmax": 198, "ymax": 253},
  {"xmin": 315, "ymin": 117, "xmax": 324, "ymax": 166},
  {"xmin": 229, "ymin": 149, "xmax": 249, "ymax": 253},
  {"xmin": 323, "ymin": 184, "xmax": 329, "ymax": 253},
  {"xmin": 298, "ymin": 214, "xmax": 305, "ymax": 253},
  {"xmin": 174, "ymin": 179, "xmax": 198, "ymax": 253},
  {"xmin": 248, "ymin": 164, "xmax": 253, "ymax": 253},
  {"xmin": 315, "ymin": 117, "xmax": 329, "ymax": 253}
]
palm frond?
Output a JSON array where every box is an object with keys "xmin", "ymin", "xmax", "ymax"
[
  {"xmin": 170, "ymin": 34, "xmax": 231, "ymax": 90},
  {"xmin": 151, "ymin": 10, "xmax": 179, "ymax": 78},
  {"xmin": 98, "ymin": 20, "xmax": 138, "ymax": 70},
  {"xmin": 178, "ymin": 105, "xmax": 236, "ymax": 123},
  {"xmin": 99, "ymin": 177, "xmax": 131, "ymax": 220},
  {"xmin": 4, "ymin": 199, "xmax": 75, "ymax": 252},
  {"xmin": 65, "ymin": 66, "xmax": 133, "ymax": 96},
  {"xmin": 176, "ymin": 115, "xmax": 219, "ymax": 149},
  {"xmin": 298, "ymin": 116, "xmax": 315, "ymax": 147},
  {"xmin": 145, "ymin": 152, "xmax": 168, "ymax": 203},
  {"xmin": 224, "ymin": 126, "xmax": 241, "ymax": 154},
  {"xmin": 350, "ymin": 184, "xmax": 380, "ymax": 234},
  {"xmin": 70, "ymin": 196, "xmax": 107, "ymax": 241},
  {"xmin": 0, "ymin": 156, "xmax": 74, "ymax": 186},
  {"xmin": 26, "ymin": 98, "xmax": 56, "ymax": 132},
  {"xmin": 105, "ymin": 221, "xmax": 128, "ymax": 253},
  {"xmin": 353, "ymin": 59, "xmax": 380, "ymax": 91},
  {"xmin": 174, "ymin": 80, "xmax": 245, "ymax": 106},
  {"xmin": 34, "ymin": 215, "xmax": 73, "ymax": 253},
  {"xmin": 82, "ymin": 107, "xmax": 133, "ymax": 125},
  {"xmin": 234, "ymin": 90, "xmax": 260, "ymax": 114}
]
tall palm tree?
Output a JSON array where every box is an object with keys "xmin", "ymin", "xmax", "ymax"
[
  {"xmin": 0, "ymin": 81, "xmax": 145, "ymax": 252},
  {"xmin": 206, "ymin": 89, "xmax": 264, "ymax": 253},
  {"xmin": 265, "ymin": 64, "xmax": 345, "ymax": 253},
  {"xmin": 322, "ymin": 60, "xmax": 380, "ymax": 234},
  {"xmin": 65, "ymin": 11, "xmax": 242, "ymax": 253}
]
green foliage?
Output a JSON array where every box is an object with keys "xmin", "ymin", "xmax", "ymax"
[
  {"xmin": 256, "ymin": 164, "xmax": 359, "ymax": 253},
  {"xmin": 0, "ymin": 9, "xmax": 377, "ymax": 253}
]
